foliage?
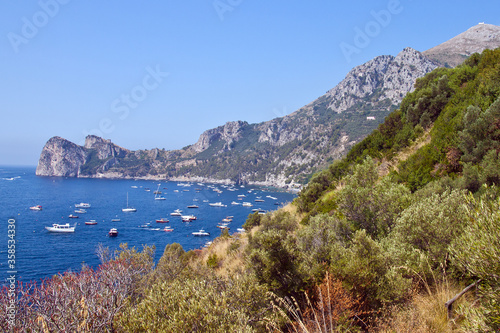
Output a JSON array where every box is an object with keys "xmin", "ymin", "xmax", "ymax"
[
  {"xmin": 116, "ymin": 273, "xmax": 278, "ymax": 332},
  {"xmin": 450, "ymin": 191, "xmax": 500, "ymax": 331},
  {"xmin": 330, "ymin": 230, "xmax": 411, "ymax": 308},
  {"xmin": 0, "ymin": 245, "xmax": 155, "ymax": 332},
  {"xmin": 337, "ymin": 157, "xmax": 411, "ymax": 238},
  {"xmin": 246, "ymin": 212, "xmax": 308, "ymax": 298}
]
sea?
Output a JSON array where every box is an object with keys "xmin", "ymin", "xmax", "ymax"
[{"xmin": 0, "ymin": 166, "xmax": 296, "ymax": 285}]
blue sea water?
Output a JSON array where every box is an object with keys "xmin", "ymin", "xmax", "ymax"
[{"xmin": 0, "ymin": 166, "xmax": 296, "ymax": 284}]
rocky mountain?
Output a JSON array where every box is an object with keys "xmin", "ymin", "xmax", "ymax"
[
  {"xmin": 423, "ymin": 23, "xmax": 500, "ymax": 67},
  {"xmin": 36, "ymin": 25, "xmax": 500, "ymax": 189}
]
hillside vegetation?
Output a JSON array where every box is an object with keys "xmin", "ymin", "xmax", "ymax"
[{"xmin": 4, "ymin": 48, "xmax": 500, "ymax": 332}]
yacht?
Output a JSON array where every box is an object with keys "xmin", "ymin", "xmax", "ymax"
[
  {"xmin": 208, "ymin": 202, "xmax": 226, "ymax": 207},
  {"xmin": 170, "ymin": 209, "xmax": 182, "ymax": 216},
  {"xmin": 75, "ymin": 203, "xmax": 91, "ymax": 208},
  {"xmin": 192, "ymin": 229, "xmax": 210, "ymax": 236},
  {"xmin": 242, "ymin": 202, "xmax": 253, "ymax": 207},
  {"xmin": 30, "ymin": 205, "xmax": 42, "ymax": 211},
  {"xmin": 108, "ymin": 228, "xmax": 118, "ymax": 237},
  {"xmin": 45, "ymin": 223, "xmax": 76, "ymax": 233}
]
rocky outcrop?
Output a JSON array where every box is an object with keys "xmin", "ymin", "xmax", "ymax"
[
  {"xmin": 191, "ymin": 121, "xmax": 248, "ymax": 153},
  {"xmin": 36, "ymin": 137, "xmax": 87, "ymax": 177},
  {"xmin": 423, "ymin": 23, "xmax": 500, "ymax": 67},
  {"xmin": 84, "ymin": 135, "xmax": 129, "ymax": 160},
  {"xmin": 325, "ymin": 47, "xmax": 439, "ymax": 113}
]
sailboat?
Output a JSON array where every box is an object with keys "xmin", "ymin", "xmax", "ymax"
[
  {"xmin": 154, "ymin": 184, "xmax": 166, "ymax": 200},
  {"xmin": 122, "ymin": 192, "xmax": 137, "ymax": 212}
]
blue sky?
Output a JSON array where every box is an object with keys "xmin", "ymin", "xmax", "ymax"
[{"xmin": 1, "ymin": 0, "xmax": 499, "ymax": 165}]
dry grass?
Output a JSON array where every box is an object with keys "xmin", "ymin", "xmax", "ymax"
[{"xmin": 374, "ymin": 281, "xmax": 478, "ymax": 333}]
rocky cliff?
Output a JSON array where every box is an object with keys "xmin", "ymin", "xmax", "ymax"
[
  {"xmin": 36, "ymin": 136, "xmax": 87, "ymax": 177},
  {"xmin": 36, "ymin": 25, "xmax": 500, "ymax": 188}
]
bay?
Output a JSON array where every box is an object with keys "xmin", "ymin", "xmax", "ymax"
[{"xmin": 0, "ymin": 166, "xmax": 295, "ymax": 284}]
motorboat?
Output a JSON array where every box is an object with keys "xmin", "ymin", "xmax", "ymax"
[
  {"xmin": 192, "ymin": 229, "xmax": 210, "ymax": 236},
  {"xmin": 255, "ymin": 199, "xmax": 265, "ymax": 202},
  {"xmin": 30, "ymin": 205, "xmax": 42, "ymax": 211},
  {"xmin": 242, "ymin": 202, "xmax": 253, "ymax": 207},
  {"xmin": 68, "ymin": 214, "xmax": 79, "ymax": 218},
  {"xmin": 85, "ymin": 220, "xmax": 98, "ymax": 225},
  {"xmin": 45, "ymin": 223, "xmax": 76, "ymax": 233},
  {"xmin": 163, "ymin": 226, "xmax": 174, "ymax": 232},
  {"xmin": 217, "ymin": 224, "xmax": 229, "ymax": 230},
  {"xmin": 108, "ymin": 228, "xmax": 118, "ymax": 237},
  {"xmin": 156, "ymin": 218, "xmax": 169, "ymax": 223},
  {"xmin": 75, "ymin": 203, "xmax": 91, "ymax": 208},
  {"xmin": 111, "ymin": 216, "xmax": 121, "ymax": 222},
  {"xmin": 236, "ymin": 228, "xmax": 246, "ymax": 233},
  {"xmin": 181, "ymin": 215, "xmax": 196, "ymax": 222},
  {"xmin": 231, "ymin": 201, "xmax": 241, "ymax": 205},
  {"xmin": 170, "ymin": 209, "xmax": 182, "ymax": 216},
  {"xmin": 74, "ymin": 209, "xmax": 86, "ymax": 214},
  {"xmin": 208, "ymin": 202, "xmax": 226, "ymax": 207},
  {"xmin": 187, "ymin": 204, "xmax": 199, "ymax": 208},
  {"xmin": 266, "ymin": 195, "xmax": 278, "ymax": 200},
  {"xmin": 222, "ymin": 217, "xmax": 233, "ymax": 222}
]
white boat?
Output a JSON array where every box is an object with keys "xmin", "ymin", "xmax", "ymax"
[
  {"xmin": 266, "ymin": 195, "xmax": 278, "ymax": 200},
  {"xmin": 108, "ymin": 228, "xmax": 118, "ymax": 237},
  {"xmin": 122, "ymin": 192, "xmax": 137, "ymax": 212},
  {"xmin": 45, "ymin": 223, "xmax": 76, "ymax": 233},
  {"xmin": 237, "ymin": 194, "xmax": 246, "ymax": 198},
  {"xmin": 242, "ymin": 202, "xmax": 253, "ymax": 207},
  {"xmin": 74, "ymin": 209, "xmax": 86, "ymax": 214},
  {"xmin": 255, "ymin": 199, "xmax": 265, "ymax": 202},
  {"xmin": 170, "ymin": 209, "xmax": 182, "ymax": 216},
  {"xmin": 85, "ymin": 220, "xmax": 98, "ymax": 225},
  {"xmin": 30, "ymin": 205, "xmax": 43, "ymax": 211},
  {"xmin": 209, "ymin": 202, "xmax": 226, "ymax": 207},
  {"xmin": 163, "ymin": 226, "xmax": 174, "ymax": 232},
  {"xmin": 231, "ymin": 201, "xmax": 241, "ymax": 205},
  {"xmin": 154, "ymin": 184, "xmax": 166, "ymax": 200},
  {"xmin": 187, "ymin": 204, "xmax": 199, "ymax": 208},
  {"xmin": 237, "ymin": 228, "xmax": 246, "ymax": 233},
  {"xmin": 192, "ymin": 229, "xmax": 210, "ymax": 236},
  {"xmin": 75, "ymin": 202, "xmax": 90, "ymax": 208},
  {"xmin": 181, "ymin": 215, "xmax": 196, "ymax": 222}
]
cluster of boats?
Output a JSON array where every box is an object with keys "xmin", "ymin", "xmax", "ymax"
[{"xmin": 35, "ymin": 182, "xmax": 281, "ymax": 242}]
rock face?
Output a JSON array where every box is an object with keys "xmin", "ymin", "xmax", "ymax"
[
  {"xmin": 36, "ymin": 137, "xmax": 86, "ymax": 177},
  {"xmin": 423, "ymin": 23, "xmax": 500, "ymax": 67},
  {"xmin": 191, "ymin": 121, "xmax": 248, "ymax": 153},
  {"xmin": 325, "ymin": 47, "xmax": 439, "ymax": 114},
  {"xmin": 83, "ymin": 135, "xmax": 129, "ymax": 159}
]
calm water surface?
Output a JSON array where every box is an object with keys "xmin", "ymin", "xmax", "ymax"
[{"xmin": 0, "ymin": 166, "xmax": 295, "ymax": 284}]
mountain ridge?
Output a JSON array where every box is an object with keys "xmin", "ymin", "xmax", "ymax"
[{"xmin": 36, "ymin": 24, "xmax": 500, "ymax": 189}]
